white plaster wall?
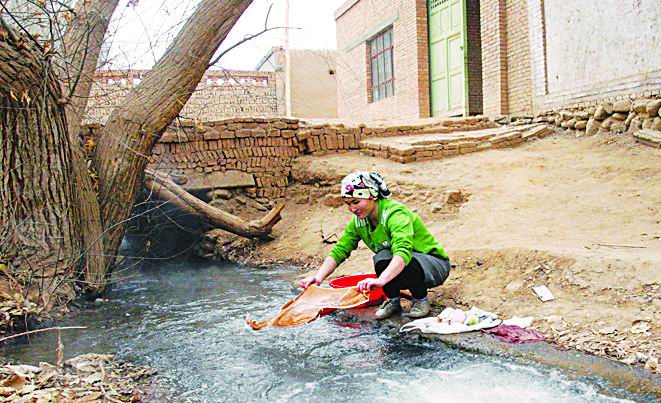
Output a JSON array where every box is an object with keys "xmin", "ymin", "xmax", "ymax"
[{"xmin": 544, "ymin": 0, "xmax": 661, "ymax": 94}]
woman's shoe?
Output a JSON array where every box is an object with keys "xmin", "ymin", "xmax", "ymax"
[
  {"xmin": 375, "ymin": 298, "xmax": 402, "ymax": 320},
  {"xmin": 409, "ymin": 298, "xmax": 431, "ymax": 318}
]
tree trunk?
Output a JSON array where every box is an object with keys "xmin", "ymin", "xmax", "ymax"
[
  {"xmin": 58, "ymin": 0, "xmax": 120, "ymax": 293},
  {"xmin": 92, "ymin": 0, "xmax": 253, "ymax": 269},
  {"xmin": 0, "ymin": 30, "xmax": 87, "ymax": 304},
  {"xmin": 61, "ymin": 0, "xmax": 120, "ymax": 136},
  {"xmin": 144, "ymin": 170, "xmax": 283, "ymax": 239}
]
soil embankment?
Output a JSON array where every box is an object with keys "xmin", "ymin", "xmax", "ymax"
[{"xmin": 230, "ymin": 130, "xmax": 660, "ymax": 374}]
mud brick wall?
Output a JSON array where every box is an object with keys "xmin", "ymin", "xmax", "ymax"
[
  {"xmin": 81, "ymin": 116, "xmax": 494, "ymax": 200},
  {"xmin": 83, "ymin": 70, "xmax": 280, "ymax": 125},
  {"xmin": 150, "ymin": 118, "xmax": 300, "ymax": 199},
  {"xmin": 296, "ymin": 116, "xmax": 495, "ymax": 156}
]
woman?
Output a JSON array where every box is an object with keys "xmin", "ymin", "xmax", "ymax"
[{"xmin": 300, "ymin": 172, "xmax": 451, "ymax": 320}]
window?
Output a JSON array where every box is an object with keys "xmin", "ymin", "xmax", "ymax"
[{"xmin": 368, "ymin": 27, "xmax": 394, "ymax": 102}]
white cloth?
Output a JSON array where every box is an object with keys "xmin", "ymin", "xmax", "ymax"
[
  {"xmin": 399, "ymin": 306, "xmax": 532, "ymax": 335},
  {"xmin": 400, "ymin": 316, "xmax": 502, "ymax": 335},
  {"xmin": 502, "ymin": 316, "xmax": 534, "ymax": 328}
]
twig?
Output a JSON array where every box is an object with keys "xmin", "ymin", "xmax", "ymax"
[
  {"xmin": 208, "ymin": 4, "xmax": 300, "ymax": 67},
  {"xmin": 0, "ymin": 326, "xmax": 86, "ymax": 343},
  {"xmin": 318, "ymin": 228, "xmax": 337, "ymax": 244},
  {"xmin": 585, "ymin": 243, "xmax": 647, "ymax": 250}
]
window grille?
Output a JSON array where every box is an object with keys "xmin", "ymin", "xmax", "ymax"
[{"xmin": 368, "ymin": 26, "xmax": 394, "ymax": 102}]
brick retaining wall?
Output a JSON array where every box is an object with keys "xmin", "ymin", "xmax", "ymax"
[{"xmin": 83, "ymin": 116, "xmax": 494, "ymax": 200}]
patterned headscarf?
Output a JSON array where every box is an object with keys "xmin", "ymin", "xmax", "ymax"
[{"xmin": 340, "ymin": 172, "xmax": 391, "ymax": 200}]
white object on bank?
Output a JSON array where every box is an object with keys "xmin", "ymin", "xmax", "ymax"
[{"xmin": 532, "ymin": 285, "xmax": 555, "ymax": 302}]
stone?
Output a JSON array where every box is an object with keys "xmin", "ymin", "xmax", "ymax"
[
  {"xmin": 566, "ymin": 118, "xmax": 576, "ymax": 129},
  {"xmin": 574, "ymin": 120, "xmax": 587, "ymax": 130},
  {"xmin": 612, "ymin": 112, "xmax": 627, "ymax": 121},
  {"xmin": 646, "ymin": 99, "xmax": 661, "ymax": 117},
  {"xmin": 574, "ymin": 111, "xmax": 589, "ymax": 121},
  {"xmin": 613, "ymin": 99, "xmax": 631, "ymax": 113},
  {"xmin": 642, "ymin": 118, "xmax": 653, "ymax": 130},
  {"xmin": 653, "ymin": 117, "xmax": 661, "ymax": 131},
  {"xmin": 321, "ymin": 194, "xmax": 343, "ymax": 208},
  {"xmin": 632, "ymin": 100, "xmax": 648, "ymax": 113},
  {"xmin": 208, "ymin": 189, "xmax": 232, "ymax": 200},
  {"xmin": 601, "ymin": 117, "xmax": 613, "ymax": 129},
  {"xmin": 611, "ymin": 121, "xmax": 627, "ymax": 133},
  {"xmin": 445, "ymin": 190, "xmax": 466, "ymax": 205},
  {"xmin": 603, "ymin": 101, "xmax": 614, "ymax": 114},
  {"xmin": 547, "ymin": 116, "xmax": 556, "ymax": 124},
  {"xmin": 586, "ymin": 118, "xmax": 600, "ymax": 136},
  {"xmin": 593, "ymin": 105, "xmax": 609, "ymax": 120},
  {"xmin": 627, "ymin": 116, "xmax": 643, "ymax": 134},
  {"xmin": 431, "ymin": 203, "xmax": 444, "ymax": 213},
  {"xmin": 559, "ymin": 110, "xmax": 573, "ymax": 121},
  {"xmin": 561, "ymin": 120, "xmax": 570, "ymax": 129},
  {"xmin": 624, "ymin": 111, "xmax": 636, "ymax": 128},
  {"xmin": 185, "ymin": 170, "xmax": 255, "ymax": 190}
]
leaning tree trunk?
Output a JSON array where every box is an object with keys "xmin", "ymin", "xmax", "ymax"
[
  {"xmin": 0, "ymin": 27, "xmax": 89, "ymax": 304},
  {"xmin": 92, "ymin": 0, "xmax": 253, "ymax": 270},
  {"xmin": 144, "ymin": 169, "xmax": 283, "ymax": 239}
]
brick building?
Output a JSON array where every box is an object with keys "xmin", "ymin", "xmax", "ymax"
[{"xmin": 335, "ymin": 0, "xmax": 660, "ymax": 120}]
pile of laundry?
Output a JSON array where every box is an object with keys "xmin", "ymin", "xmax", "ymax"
[{"xmin": 400, "ymin": 306, "xmax": 545, "ymax": 343}]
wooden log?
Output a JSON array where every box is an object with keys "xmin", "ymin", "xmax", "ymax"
[{"xmin": 144, "ymin": 169, "xmax": 283, "ymax": 239}]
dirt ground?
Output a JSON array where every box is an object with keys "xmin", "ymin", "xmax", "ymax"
[{"xmin": 239, "ymin": 129, "xmax": 661, "ymax": 373}]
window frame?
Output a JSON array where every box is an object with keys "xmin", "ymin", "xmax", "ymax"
[{"xmin": 367, "ymin": 26, "xmax": 395, "ymax": 103}]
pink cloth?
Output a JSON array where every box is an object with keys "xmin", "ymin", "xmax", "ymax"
[{"xmin": 482, "ymin": 325, "xmax": 545, "ymax": 343}]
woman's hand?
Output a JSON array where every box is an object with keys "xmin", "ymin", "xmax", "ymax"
[
  {"xmin": 299, "ymin": 276, "xmax": 320, "ymax": 289},
  {"xmin": 356, "ymin": 277, "xmax": 384, "ymax": 292}
]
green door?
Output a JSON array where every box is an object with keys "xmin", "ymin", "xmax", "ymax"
[{"xmin": 428, "ymin": 0, "xmax": 467, "ymax": 117}]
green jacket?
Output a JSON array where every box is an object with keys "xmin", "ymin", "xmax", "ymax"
[{"xmin": 329, "ymin": 198, "xmax": 448, "ymax": 266}]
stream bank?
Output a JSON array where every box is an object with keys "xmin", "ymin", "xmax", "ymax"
[{"xmin": 199, "ymin": 130, "xmax": 660, "ymax": 384}]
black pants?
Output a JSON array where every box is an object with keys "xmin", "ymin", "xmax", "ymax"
[{"xmin": 374, "ymin": 255, "xmax": 428, "ymax": 300}]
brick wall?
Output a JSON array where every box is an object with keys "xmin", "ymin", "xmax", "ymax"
[
  {"xmin": 335, "ymin": 0, "xmax": 426, "ymax": 120},
  {"xmin": 480, "ymin": 0, "xmax": 534, "ymax": 117},
  {"xmin": 83, "ymin": 70, "xmax": 281, "ymax": 125},
  {"xmin": 466, "ymin": 0, "xmax": 483, "ymax": 115},
  {"xmin": 504, "ymin": 0, "xmax": 533, "ymax": 115},
  {"xmin": 82, "ymin": 115, "xmax": 492, "ymax": 200},
  {"xmin": 480, "ymin": 0, "xmax": 508, "ymax": 116},
  {"xmin": 415, "ymin": 0, "xmax": 431, "ymax": 118}
]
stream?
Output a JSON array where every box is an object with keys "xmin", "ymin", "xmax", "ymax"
[{"xmin": 1, "ymin": 257, "xmax": 652, "ymax": 402}]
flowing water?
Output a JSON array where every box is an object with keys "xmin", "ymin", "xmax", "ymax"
[{"xmin": 2, "ymin": 258, "xmax": 652, "ymax": 402}]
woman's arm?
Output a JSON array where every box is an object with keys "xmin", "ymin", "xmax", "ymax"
[
  {"xmin": 356, "ymin": 255, "xmax": 405, "ymax": 291},
  {"xmin": 299, "ymin": 256, "xmax": 338, "ymax": 288}
]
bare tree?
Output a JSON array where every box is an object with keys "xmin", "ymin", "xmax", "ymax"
[{"xmin": 0, "ymin": 0, "xmax": 255, "ymax": 328}]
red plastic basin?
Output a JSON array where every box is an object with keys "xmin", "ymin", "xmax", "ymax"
[{"xmin": 329, "ymin": 273, "xmax": 385, "ymax": 308}]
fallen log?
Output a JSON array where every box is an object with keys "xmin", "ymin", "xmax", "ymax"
[{"xmin": 144, "ymin": 169, "xmax": 283, "ymax": 239}]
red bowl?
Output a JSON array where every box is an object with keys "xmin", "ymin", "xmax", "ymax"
[
  {"xmin": 329, "ymin": 273, "xmax": 385, "ymax": 308},
  {"xmin": 318, "ymin": 273, "xmax": 386, "ymax": 317}
]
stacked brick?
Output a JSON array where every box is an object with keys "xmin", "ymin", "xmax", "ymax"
[
  {"xmin": 359, "ymin": 124, "xmax": 551, "ymax": 164},
  {"xmin": 296, "ymin": 116, "xmax": 495, "ymax": 156},
  {"xmin": 150, "ymin": 118, "xmax": 300, "ymax": 199},
  {"xmin": 81, "ymin": 116, "xmax": 499, "ymax": 201}
]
